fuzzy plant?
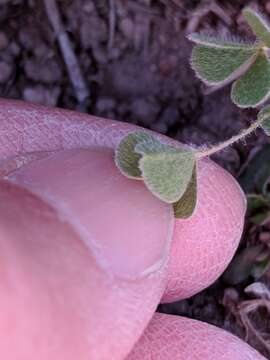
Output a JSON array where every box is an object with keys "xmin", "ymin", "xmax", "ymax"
[{"xmin": 114, "ymin": 7, "xmax": 270, "ymax": 219}]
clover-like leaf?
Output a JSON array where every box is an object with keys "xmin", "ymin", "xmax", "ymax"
[
  {"xmin": 135, "ymin": 141, "xmax": 195, "ymax": 203},
  {"xmin": 243, "ymin": 7, "xmax": 270, "ymax": 48},
  {"xmin": 188, "ymin": 33, "xmax": 259, "ymax": 50},
  {"xmin": 115, "ymin": 131, "xmax": 156, "ymax": 178},
  {"xmin": 258, "ymin": 104, "xmax": 270, "ymax": 135},
  {"xmin": 231, "ymin": 52, "xmax": 270, "ymax": 108},
  {"xmin": 173, "ymin": 164, "xmax": 197, "ymax": 219},
  {"xmin": 190, "ymin": 45, "xmax": 258, "ymax": 86}
]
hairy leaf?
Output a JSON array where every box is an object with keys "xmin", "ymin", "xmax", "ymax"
[
  {"xmin": 231, "ymin": 53, "xmax": 270, "ymax": 108},
  {"xmin": 115, "ymin": 131, "xmax": 156, "ymax": 179},
  {"xmin": 191, "ymin": 45, "xmax": 257, "ymax": 86},
  {"xmin": 135, "ymin": 141, "xmax": 195, "ymax": 203},
  {"xmin": 243, "ymin": 7, "xmax": 270, "ymax": 48},
  {"xmin": 258, "ymin": 105, "xmax": 270, "ymax": 135},
  {"xmin": 188, "ymin": 33, "xmax": 259, "ymax": 50},
  {"xmin": 173, "ymin": 165, "xmax": 197, "ymax": 219}
]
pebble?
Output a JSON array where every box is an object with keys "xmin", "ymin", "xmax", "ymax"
[
  {"xmin": 82, "ymin": 1, "xmax": 95, "ymax": 13},
  {"xmin": 96, "ymin": 97, "xmax": 116, "ymax": 113},
  {"xmin": 80, "ymin": 17, "xmax": 107, "ymax": 49},
  {"xmin": 259, "ymin": 232, "xmax": 270, "ymax": 243},
  {"xmin": 131, "ymin": 97, "xmax": 160, "ymax": 126},
  {"xmin": 266, "ymin": 2, "xmax": 270, "ymax": 14},
  {"xmin": 0, "ymin": 61, "xmax": 12, "ymax": 83},
  {"xmin": 23, "ymin": 85, "xmax": 60, "ymax": 107},
  {"xmin": 9, "ymin": 41, "xmax": 20, "ymax": 56},
  {"xmin": 0, "ymin": 32, "xmax": 8, "ymax": 50},
  {"xmin": 223, "ymin": 288, "xmax": 239, "ymax": 304},
  {"xmin": 119, "ymin": 18, "xmax": 134, "ymax": 40},
  {"xmin": 159, "ymin": 106, "xmax": 179, "ymax": 127},
  {"xmin": 24, "ymin": 58, "xmax": 62, "ymax": 83},
  {"xmin": 151, "ymin": 121, "xmax": 168, "ymax": 134}
]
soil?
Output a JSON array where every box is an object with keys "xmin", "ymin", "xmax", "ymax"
[{"xmin": 1, "ymin": 0, "xmax": 270, "ymax": 358}]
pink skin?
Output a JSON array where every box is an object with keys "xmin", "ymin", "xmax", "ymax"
[
  {"xmin": 0, "ymin": 99, "xmax": 264, "ymax": 359},
  {"xmin": 128, "ymin": 313, "xmax": 266, "ymax": 360}
]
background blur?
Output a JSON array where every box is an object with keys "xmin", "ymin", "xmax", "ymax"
[{"xmin": 0, "ymin": 0, "xmax": 270, "ymax": 357}]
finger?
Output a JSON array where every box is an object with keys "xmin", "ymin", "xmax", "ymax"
[
  {"xmin": 162, "ymin": 158, "xmax": 246, "ymax": 302},
  {"xmin": 0, "ymin": 99, "xmax": 246, "ymax": 358},
  {"xmin": 0, "ymin": 100, "xmax": 174, "ymax": 359},
  {"xmin": 127, "ymin": 313, "xmax": 266, "ymax": 360},
  {"xmin": 0, "ymin": 149, "xmax": 173, "ymax": 360}
]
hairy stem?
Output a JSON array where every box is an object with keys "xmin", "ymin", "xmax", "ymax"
[{"xmin": 196, "ymin": 116, "xmax": 263, "ymax": 159}]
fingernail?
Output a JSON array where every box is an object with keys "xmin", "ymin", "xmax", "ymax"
[{"xmin": 7, "ymin": 148, "xmax": 174, "ymax": 280}]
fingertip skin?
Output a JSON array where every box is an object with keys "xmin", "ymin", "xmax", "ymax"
[
  {"xmin": 0, "ymin": 99, "xmax": 247, "ymax": 303},
  {"xmin": 0, "ymin": 99, "xmax": 250, "ymax": 359},
  {"xmin": 162, "ymin": 159, "xmax": 246, "ymax": 303},
  {"xmin": 127, "ymin": 313, "xmax": 266, "ymax": 360}
]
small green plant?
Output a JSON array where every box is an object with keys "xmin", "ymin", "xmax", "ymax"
[
  {"xmin": 189, "ymin": 8, "xmax": 270, "ymax": 108},
  {"xmin": 115, "ymin": 7, "xmax": 270, "ymax": 219}
]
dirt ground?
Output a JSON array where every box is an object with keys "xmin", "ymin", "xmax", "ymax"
[{"xmin": 1, "ymin": 0, "xmax": 270, "ymax": 357}]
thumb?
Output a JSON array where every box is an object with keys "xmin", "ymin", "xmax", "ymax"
[
  {"xmin": 0, "ymin": 99, "xmax": 177, "ymax": 359},
  {"xmin": 0, "ymin": 148, "xmax": 173, "ymax": 358}
]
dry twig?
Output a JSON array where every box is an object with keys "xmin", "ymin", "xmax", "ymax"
[
  {"xmin": 108, "ymin": 0, "xmax": 116, "ymax": 50},
  {"xmin": 238, "ymin": 299, "xmax": 270, "ymax": 355},
  {"xmin": 44, "ymin": 0, "xmax": 90, "ymax": 105},
  {"xmin": 186, "ymin": 2, "xmax": 232, "ymax": 34}
]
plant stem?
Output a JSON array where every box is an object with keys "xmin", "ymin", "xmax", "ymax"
[{"xmin": 196, "ymin": 117, "xmax": 263, "ymax": 159}]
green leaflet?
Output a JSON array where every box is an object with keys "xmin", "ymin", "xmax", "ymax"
[
  {"xmin": 188, "ymin": 33, "xmax": 259, "ymax": 50},
  {"xmin": 136, "ymin": 141, "xmax": 195, "ymax": 203},
  {"xmin": 115, "ymin": 131, "xmax": 156, "ymax": 178},
  {"xmin": 191, "ymin": 45, "xmax": 257, "ymax": 86},
  {"xmin": 258, "ymin": 105, "xmax": 270, "ymax": 135},
  {"xmin": 173, "ymin": 165, "xmax": 197, "ymax": 219},
  {"xmin": 115, "ymin": 130, "xmax": 198, "ymax": 218},
  {"xmin": 243, "ymin": 8, "xmax": 270, "ymax": 48},
  {"xmin": 231, "ymin": 52, "xmax": 270, "ymax": 108}
]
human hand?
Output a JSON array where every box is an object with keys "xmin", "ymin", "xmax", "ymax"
[{"xmin": 0, "ymin": 99, "xmax": 265, "ymax": 359}]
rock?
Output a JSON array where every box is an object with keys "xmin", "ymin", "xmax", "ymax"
[
  {"xmin": 9, "ymin": 41, "xmax": 20, "ymax": 56},
  {"xmin": 119, "ymin": 18, "xmax": 134, "ymax": 40},
  {"xmin": 19, "ymin": 28, "xmax": 39, "ymax": 50},
  {"xmin": 23, "ymin": 85, "xmax": 60, "ymax": 107},
  {"xmin": 159, "ymin": 106, "xmax": 179, "ymax": 127},
  {"xmin": 265, "ymin": 2, "xmax": 270, "ymax": 14},
  {"xmin": 24, "ymin": 58, "xmax": 62, "ymax": 83},
  {"xmin": 96, "ymin": 97, "xmax": 116, "ymax": 113},
  {"xmin": 0, "ymin": 61, "xmax": 12, "ymax": 83},
  {"xmin": 82, "ymin": 2, "xmax": 95, "ymax": 13},
  {"xmin": 150, "ymin": 121, "xmax": 168, "ymax": 134},
  {"xmin": 80, "ymin": 16, "xmax": 107, "ymax": 49},
  {"xmin": 0, "ymin": 32, "xmax": 8, "ymax": 50},
  {"xmin": 131, "ymin": 97, "xmax": 160, "ymax": 126}
]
